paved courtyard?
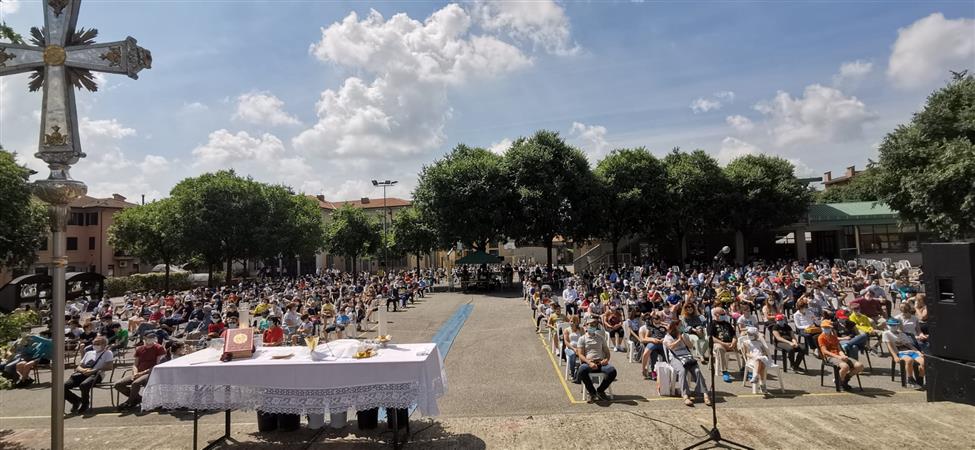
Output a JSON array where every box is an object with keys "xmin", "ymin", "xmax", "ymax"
[{"xmin": 1, "ymin": 289, "xmax": 967, "ymax": 449}]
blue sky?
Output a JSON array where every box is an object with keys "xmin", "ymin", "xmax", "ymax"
[{"xmin": 1, "ymin": 0, "xmax": 973, "ymax": 202}]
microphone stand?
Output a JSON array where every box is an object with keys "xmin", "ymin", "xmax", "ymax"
[{"xmin": 684, "ymin": 251, "xmax": 753, "ymax": 450}]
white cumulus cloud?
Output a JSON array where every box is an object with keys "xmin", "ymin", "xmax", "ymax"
[
  {"xmin": 888, "ymin": 13, "xmax": 975, "ymax": 89},
  {"xmin": 471, "ymin": 0, "xmax": 579, "ymax": 55},
  {"xmin": 717, "ymin": 137, "xmax": 759, "ymax": 164},
  {"xmin": 488, "ymin": 138, "xmax": 513, "ymax": 155},
  {"xmin": 569, "ymin": 122, "xmax": 609, "ymax": 161},
  {"xmin": 690, "ymin": 91, "xmax": 735, "ymax": 113},
  {"xmin": 833, "ymin": 60, "xmax": 873, "ymax": 88},
  {"xmin": 725, "ymin": 115, "xmax": 755, "ymax": 133},
  {"xmin": 0, "ymin": 0, "xmax": 21, "ymax": 15},
  {"xmin": 753, "ymin": 84, "xmax": 877, "ymax": 147},
  {"xmin": 192, "ymin": 129, "xmax": 286, "ymax": 167},
  {"xmin": 234, "ymin": 92, "xmax": 300, "ymax": 126},
  {"xmin": 296, "ymin": 5, "xmax": 535, "ymax": 159}
]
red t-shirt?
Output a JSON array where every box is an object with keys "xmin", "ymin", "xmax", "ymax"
[
  {"xmin": 149, "ymin": 310, "xmax": 164, "ymax": 322},
  {"xmin": 208, "ymin": 322, "xmax": 226, "ymax": 335},
  {"xmin": 134, "ymin": 343, "xmax": 167, "ymax": 373},
  {"xmin": 263, "ymin": 327, "xmax": 284, "ymax": 345}
]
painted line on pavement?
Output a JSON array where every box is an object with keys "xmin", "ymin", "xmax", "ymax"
[{"xmin": 533, "ymin": 315, "xmax": 586, "ymax": 404}]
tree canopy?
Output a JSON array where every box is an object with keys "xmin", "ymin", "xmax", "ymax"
[
  {"xmin": 724, "ymin": 154, "xmax": 812, "ymax": 233},
  {"xmin": 594, "ymin": 147, "xmax": 668, "ymax": 267},
  {"xmin": 109, "ymin": 198, "xmax": 185, "ymax": 289},
  {"xmin": 323, "ymin": 204, "xmax": 380, "ymax": 275},
  {"xmin": 662, "ymin": 149, "xmax": 728, "ymax": 259},
  {"xmin": 875, "ymin": 72, "xmax": 975, "ymax": 239},
  {"xmin": 503, "ymin": 130, "xmax": 600, "ymax": 266},
  {"xmin": 413, "ymin": 144, "xmax": 513, "ymax": 251},
  {"xmin": 814, "ymin": 167, "xmax": 880, "ymax": 203},
  {"xmin": 392, "ymin": 207, "xmax": 438, "ymax": 271},
  {"xmin": 0, "ymin": 150, "xmax": 47, "ymax": 270}
]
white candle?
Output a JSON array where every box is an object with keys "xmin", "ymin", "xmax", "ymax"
[{"xmin": 377, "ymin": 298, "xmax": 385, "ymax": 339}]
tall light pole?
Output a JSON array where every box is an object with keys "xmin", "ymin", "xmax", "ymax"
[{"xmin": 372, "ymin": 179, "xmax": 397, "ymax": 276}]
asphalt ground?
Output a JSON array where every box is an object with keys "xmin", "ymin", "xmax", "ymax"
[{"xmin": 0, "ymin": 288, "xmax": 940, "ymax": 449}]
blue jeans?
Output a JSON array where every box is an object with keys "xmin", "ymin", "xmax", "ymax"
[
  {"xmin": 566, "ymin": 352, "xmax": 578, "ymax": 379},
  {"xmin": 841, "ymin": 333, "xmax": 869, "ymax": 360},
  {"xmin": 577, "ymin": 363, "xmax": 617, "ymax": 394}
]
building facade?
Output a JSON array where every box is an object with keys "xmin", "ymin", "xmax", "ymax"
[{"xmin": 0, "ymin": 194, "xmax": 146, "ymax": 286}]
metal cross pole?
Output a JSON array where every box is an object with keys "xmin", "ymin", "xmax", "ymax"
[{"xmin": 0, "ymin": 1, "xmax": 151, "ymax": 448}]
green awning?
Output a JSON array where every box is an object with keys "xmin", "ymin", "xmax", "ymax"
[
  {"xmin": 455, "ymin": 251, "xmax": 503, "ymax": 265},
  {"xmin": 807, "ymin": 202, "xmax": 898, "ymax": 223}
]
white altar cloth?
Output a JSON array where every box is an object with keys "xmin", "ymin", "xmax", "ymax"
[{"xmin": 141, "ymin": 341, "xmax": 446, "ymax": 416}]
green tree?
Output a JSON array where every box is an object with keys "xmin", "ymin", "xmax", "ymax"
[
  {"xmin": 815, "ymin": 166, "xmax": 881, "ymax": 203},
  {"xmin": 724, "ymin": 154, "xmax": 812, "ymax": 261},
  {"xmin": 0, "ymin": 150, "xmax": 47, "ymax": 271},
  {"xmin": 663, "ymin": 149, "xmax": 728, "ymax": 261},
  {"xmin": 413, "ymin": 144, "xmax": 514, "ymax": 251},
  {"xmin": 109, "ymin": 198, "xmax": 185, "ymax": 290},
  {"xmin": 323, "ymin": 204, "xmax": 380, "ymax": 276},
  {"xmin": 875, "ymin": 72, "xmax": 975, "ymax": 239},
  {"xmin": 0, "ymin": 1, "xmax": 24, "ymax": 45},
  {"xmin": 504, "ymin": 130, "xmax": 600, "ymax": 268},
  {"xmin": 258, "ymin": 186, "xmax": 326, "ymax": 269},
  {"xmin": 170, "ymin": 171, "xmax": 265, "ymax": 286},
  {"xmin": 392, "ymin": 207, "xmax": 438, "ymax": 273},
  {"xmin": 594, "ymin": 147, "xmax": 668, "ymax": 268}
]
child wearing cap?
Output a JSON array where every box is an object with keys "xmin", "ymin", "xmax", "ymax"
[
  {"xmin": 882, "ymin": 317, "xmax": 925, "ymax": 388},
  {"xmin": 818, "ymin": 319, "xmax": 864, "ymax": 391}
]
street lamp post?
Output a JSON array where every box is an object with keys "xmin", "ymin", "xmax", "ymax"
[{"xmin": 372, "ymin": 179, "xmax": 398, "ymax": 276}]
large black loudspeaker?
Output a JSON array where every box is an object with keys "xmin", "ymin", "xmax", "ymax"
[
  {"xmin": 921, "ymin": 242, "xmax": 975, "ymax": 362},
  {"xmin": 925, "ymin": 354, "xmax": 975, "ymax": 406}
]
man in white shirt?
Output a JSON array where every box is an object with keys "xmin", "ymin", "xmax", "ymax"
[
  {"xmin": 64, "ymin": 336, "xmax": 113, "ymax": 413},
  {"xmin": 563, "ymin": 284, "xmax": 579, "ymax": 316}
]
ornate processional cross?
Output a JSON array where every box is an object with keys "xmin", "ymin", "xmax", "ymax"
[{"xmin": 0, "ymin": 0, "xmax": 151, "ymax": 185}]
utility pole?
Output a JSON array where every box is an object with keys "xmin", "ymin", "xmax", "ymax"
[{"xmin": 372, "ymin": 179, "xmax": 398, "ymax": 275}]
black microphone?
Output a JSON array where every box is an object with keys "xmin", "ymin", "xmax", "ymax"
[{"xmin": 713, "ymin": 246, "xmax": 731, "ymax": 261}]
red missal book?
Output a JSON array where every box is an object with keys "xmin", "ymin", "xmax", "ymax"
[{"xmin": 223, "ymin": 327, "xmax": 255, "ymax": 358}]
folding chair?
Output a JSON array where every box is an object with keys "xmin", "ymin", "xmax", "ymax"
[
  {"xmin": 93, "ymin": 364, "xmax": 119, "ymax": 407},
  {"xmin": 743, "ymin": 356, "xmax": 784, "ymax": 394},
  {"xmin": 580, "ymin": 372, "xmax": 615, "ymax": 400}
]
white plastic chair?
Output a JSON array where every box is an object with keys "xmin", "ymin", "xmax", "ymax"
[
  {"xmin": 743, "ymin": 357, "xmax": 784, "ymax": 393},
  {"xmin": 580, "ymin": 372, "xmax": 615, "ymax": 400}
]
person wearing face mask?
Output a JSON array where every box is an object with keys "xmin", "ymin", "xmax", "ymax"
[
  {"xmin": 883, "ymin": 318, "xmax": 925, "ymax": 388},
  {"xmin": 638, "ymin": 313, "xmax": 667, "ymax": 380},
  {"xmin": 115, "ymin": 335, "xmax": 167, "ymax": 410},
  {"xmin": 664, "ymin": 319, "xmax": 711, "ymax": 407},
  {"xmin": 770, "ymin": 313, "xmax": 805, "ymax": 371},
  {"xmin": 574, "ymin": 317, "xmax": 616, "ymax": 402},
  {"xmin": 742, "ymin": 326, "xmax": 772, "ymax": 395},
  {"xmin": 792, "ymin": 298, "xmax": 820, "ymax": 353},
  {"xmin": 817, "ymin": 319, "xmax": 863, "ymax": 391},
  {"xmin": 708, "ymin": 307, "xmax": 738, "ymax": 383},
  {"xmin": 64, "ymin": 336, "xmax": 114, "ymax": 414}
]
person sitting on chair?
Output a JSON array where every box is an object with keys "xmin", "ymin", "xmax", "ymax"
[
  {"xmin": 742, "ymin": 326, "xmax": 773, "ymax": 396},
  {"xmin": 664, "ymin": 320, "xmax": 711, "ymax": 407},
  {"xmin": 262, "ymin": 317, "xmax": 285, "ymax": 346},
  {"xmin": 115, "ymin": 335, "xmax": 167, "ymax": 410},
  {"xmin": 64, "ymin": 336, "xmax": 113, "ymax": 414},
  {"xmin": 770, "ymin": 313, "xmax": 805, "ymax": 372},
  {"xmin": 835, "ymin": 309, "xmax": 869, "ymax": 360},
  {"xmin": 709, "ymin": 307, "xmax": 738, "ymax": 383},
  {"xmin": 883, "ymin": 317, "xmax": 925, "ymax": 388},
  {"xmin": 574, "ymin": 317, "xmax": 617, "ymax": 402},
  {"xmin": 792, "ymin": 298, "xmax": 821, "ymax": 353},
  {"xmin": 818, "ymin": 319, "xmax": 863, "ymax": 391},
  {"xmin": 638, "ymin": 312, "xmax": 666, "ymax": 380}
]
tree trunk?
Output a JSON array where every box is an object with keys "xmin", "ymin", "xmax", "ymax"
[
  {"xmin": 243, "ymin": 259, "xmax": 249, "ymax": 278},
  {"xmin": 680, "ymin": 233, "xmax": 688, "ymax": 263},
  {"xmin": 164, "ymin": 261, "xmax": 171, "ymax": 292},
  {"xmin": 351, "ymin": 254, "xmax": 357, "ymax": 277},
  {"xmin": 226, "ymin": 255, "xmax": 233, "ymax": 285},
  {"xmin": 545, "ymin": 237, "xmax": 553, "ymax": 269},
  {"xmin": 207, "ymin": 263, "xmax": 214, "ymax": 288},
  {"xmin": 611, "ymin": 238, "xmax": 619, "ymax": 270},
  {"xmin": 734, "ymin": 230, "xmax": 745, "ymax": 265},
  {"xmin": 416, "ymin": 253, "xmax": 421, "ymax": 274}
]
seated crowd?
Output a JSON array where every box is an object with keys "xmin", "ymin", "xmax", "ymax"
[
  {"xmin": 1, "ymin": 268, "xmax": 442, "ymax": 415},
  {"xmin": 526, "ymin": 257, "xmax": 928, "ymax": 404}
]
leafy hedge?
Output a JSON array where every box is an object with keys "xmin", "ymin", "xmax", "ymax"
[
  {"xmin": 106, "ymin": 272, "xmax": 196, "ymax": 296},
  {"xmin": 0, "ymin": 309, "xmax": 40, "ymax": 348}
]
